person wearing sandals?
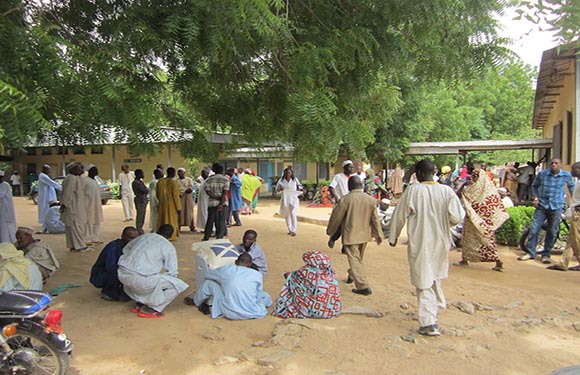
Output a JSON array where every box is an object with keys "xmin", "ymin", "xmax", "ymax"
[
  {"xmin": 118, "ymin": 224, "xmax": 189, "ymax": 318},
  {"xmin": 389, "ymin": 159, "xmax": 464, "ymax": 337},
  {"xmin": 454, "ymin": 169, "xmax": 509, "ymax": 272}
]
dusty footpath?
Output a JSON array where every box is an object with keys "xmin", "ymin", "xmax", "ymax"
[{"xmin": 12, "ymin": 197, "xmax": 580, "ymax": 375}]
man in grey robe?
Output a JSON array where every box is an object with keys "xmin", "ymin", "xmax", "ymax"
[
  {"xmin": 118, "ymin": 224, "xmax": 189, "ymax": 318},
  {"xmin": 389, "ymin": 159, "xmax": 464, "ymax": 337},
  {"xmin": 61, "ymin": 163, "xmax": 90, "ymax": 253},
  {"xmin": 15, "ymin": 227, "xmax": 59, "ymax": 283}
]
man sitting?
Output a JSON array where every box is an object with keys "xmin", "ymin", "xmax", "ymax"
[
  {"xmin": 118, "ymin": 224, "xmax": 189, "ymax": 318},
  {"xmin": 15, "ymin": 226, "xmax": 59, "ymax": 283},
  {"xmin": 233, "ymin": 230, "xmax": 267, "ymax": 276},
  {"xmin": 0, "ymin": 243, "xmax": 43, "ymax": 292},
  {"xmin": 90, "ymin": 226, "xmax": 138, "ymax": 301},
  {"xmin": 41, "ymin": 201, "xmax": 65, "ymax": 234},
  {"xmin": 190, "ymin": 253, "xmax": 271, "ymax": 320}
]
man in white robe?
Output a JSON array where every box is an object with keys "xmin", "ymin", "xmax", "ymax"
[
  {"xmin": 0, "ymin": 171, "xmax": 16, "ymax": 243},
  {"xmin": 196, "ymin": 168, "xmax": 210, "ymax": 230},
  {"xmin": 84, "ymin": 165, "xmax": 103, "ymax": 244},
  {"xmin": 61, "ymin": 163, "xmax": 91, "ymax": 253},
  {"xmin": 41, "ymin": 202, "xmax": 65, "ymax": 234},
  {"xmin": 149, "ymin": 169, "xmax": 163, "ymax": 232},
  {"xmin": 118, "ymin": 164, "xmax": 135, "ymax": 222},
  {"xmin": 389, "ymin": 159, "xmax": 464, "ymax": 337},
  {"xmin": 118, "ymin": 224, "xmax": 189, "ymax": 318},
  {"xmin": 37, "ymin": 165, "xmax": 62, "ymax": 225}
]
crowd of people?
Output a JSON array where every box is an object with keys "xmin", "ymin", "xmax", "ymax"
[{"xmin": 0, "ymin": 155, "xmax": 578, "ymax": 339}]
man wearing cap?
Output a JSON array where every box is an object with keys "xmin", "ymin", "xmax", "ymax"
[
  {"xmin": 61, "ymin": 163, "xmax": 91, "ymax": 253},
  {"xmin": 327, "ymin": 160, "xmax": 354, "ymax": 250},
  {"xmin": 37, "ymin": 165, "xmax": 62, "ymax": 226},
  {"xmin": 41, "ymin": 201, "xmax": 65, "ymax": 234},
  {"xmin": 0, "ymin": 171, "xmax": 16, "ymax": 243}
]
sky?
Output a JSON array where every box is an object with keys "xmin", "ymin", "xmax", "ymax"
[{"xmin": 497, "ymin": 6, "xmax": 558, "ymax": 67}]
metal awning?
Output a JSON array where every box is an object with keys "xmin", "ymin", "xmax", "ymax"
[{"xmin": 406, "ymin": 138, "xmax": 553, "ymax": 155}]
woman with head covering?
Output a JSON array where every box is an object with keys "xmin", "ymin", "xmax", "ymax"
[
  {"xmin": 0, "ymin": 243, "xmax": 43, "ymax": 292},
  {"xmin": 454, "ymin": 169, "xmax": 509, "ymax": 271},
  {"xmin": 273, "ymin": 250, "xmax": 342, "ymax": 319}
]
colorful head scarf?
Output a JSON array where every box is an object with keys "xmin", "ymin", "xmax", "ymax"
[{"xmin": 273, "ymin": 250, "xmax": 342, "ymax": 319}]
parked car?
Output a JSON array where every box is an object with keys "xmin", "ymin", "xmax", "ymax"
[{"xmin": 30, "ymin": 176, "xmax": 112, "ymax": 205}]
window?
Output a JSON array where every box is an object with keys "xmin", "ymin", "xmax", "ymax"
[
  {"xmin": 317, "ymin": 162, "xmax": 330, "ymax": 180},
  {"xmin": 41, "ymin": 148, "xmax": 52, "ymax": 155},
  {"xmin": 90, "ymin": 145, "xmax": 104, "ymax": 154},
  {"xmin": 26, "ymin": 148, "xmax": 36, "ymax": 156},
  {"xmin": 72, "ymin": 145, "xmax": 85, "ymax": 155},
  {"xmin": 57, "ymin": 147, "xmax": 67, "ymax": 155}
]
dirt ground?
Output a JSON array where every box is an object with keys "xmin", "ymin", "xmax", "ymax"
[{"xmin": 12, "ymin": 196, "xmax": 580, "ymax": 375}]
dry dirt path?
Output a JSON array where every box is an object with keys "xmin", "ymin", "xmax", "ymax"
[{"xmin": 11, "ymin": 197, "xmax": 580, "ymax": 375}]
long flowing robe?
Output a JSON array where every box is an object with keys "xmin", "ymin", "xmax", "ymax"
[
  {"xmin": 177, "ymin": 177, "xmax": 195, "ymax": 228},
  {"xmin": 229, "ymin": 175, "xmax": 243, "ymax": 212},
  {"xmin": 23, "ymin": 240, "xmax": 59, "ymax": 283},
  {"xmin": 41, "ymin": 206, "xmax": 65, "ymax": 234},
  {"xmin": 194, "ymin": 264, "xmax": 271, "ymax": 320},
  {"xmin": 118, "ymin": 234, "xmax": 188, "ymax": 312},
  {"xmin": 196, "ymin": 179, "xmax": 209, "ymax": 229},
  {"xmin": 0, "ymin": 181, "xmax": 16, "ymax": 243},
  {"xmin": 84, "ymin": 177, "xmax": 103, "ymax": 242},
  {"xmin": 156, "ymin": 177, "xmax": 181, "ymax": 241},
  {"xmin": 37, "ymin": 172, "xmax": 62, "ymax": 224},
  {"xmin": 118, "ymin": 171, "xmax": 135, "ymax": 220},
  {"xmin": 241, "ymin": 174, "xmax": 262, "ymax": 213},
  {"xmin": 273, "ymin": 250, "xmax": 342, "ymax": 319},
  {"xmin": 389, "ymin": 182, "xmax": 464, "ymax": 289},
  {"xmin": 276, "ymin": 177, "xmax": 303, "ymax": 234},
  {"xmin": 149, "ymin": 178, "xmax": 159, "ymax": 232},
  {"xmin": 0, "ymin": 243, "xmax": 42, "ymax": 292},
  {"xmin": 461, "ymin": 170, "xmax": 509, "ymax": 262},
  {"xmin": 61, "ymin": 174, "xmax": 87, "ymax": 250}
]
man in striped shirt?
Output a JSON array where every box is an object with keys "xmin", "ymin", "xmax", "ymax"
[{"xmin": 518, "ymin": 158, "xmax": 575, "ymax": 264}]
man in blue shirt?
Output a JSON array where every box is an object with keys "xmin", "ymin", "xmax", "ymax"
[
  {"xmin": 90, "ymin": 226, "xmax": 138, "ymax": 301},
  {"xmin": 518, "ymin": 158, "xmax": 575, "ymax": 264}
]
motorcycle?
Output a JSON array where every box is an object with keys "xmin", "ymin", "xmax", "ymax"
[
  {"xmin": 519, "ymin": 211, "xmax": 569, "ymax": 254},
  {"xmin": 0, "ymin": 290, "xmax": 72, "ymax": 375}
]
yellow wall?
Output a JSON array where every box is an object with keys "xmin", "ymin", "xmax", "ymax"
[{"xmin": 541, "ymin": 63, "xmax": 576, "ymax": 170}]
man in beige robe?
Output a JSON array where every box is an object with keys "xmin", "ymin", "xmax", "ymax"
[
  {"xmin": 326, "ymin": 175, "xmax": 382, "ymax": 296},
  {"xmin": 61, "ymin": 163, "xmax": 91, "ymax": 253},
  {"xmin": 389, "ymin": 159, "xmax": 464, "ymax": 337},
  {"xmin": 177, "ymin": 168, "xmax": 196, "ymax": 232},
  {"xmin": 84, "ymin": 165, "xmax": 103, "ymax": 244},
  {"xmin": 15, "ymin": 227, "xmax": 59, "ymax": 283}
]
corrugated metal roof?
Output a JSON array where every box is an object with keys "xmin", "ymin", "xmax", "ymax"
[{"xmin": 406, "ymin": 138, "xmax": 553, "ymax": 155}]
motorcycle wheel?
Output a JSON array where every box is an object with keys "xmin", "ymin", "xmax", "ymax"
[
  {"xmin": 519, "ymin": 227, "xmax": 547, "ymax": 253},
  {"xmin": 6, "ymin": 329, "xmax": 69, "ymax": 375}
]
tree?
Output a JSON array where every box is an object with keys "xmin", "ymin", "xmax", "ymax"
[
  {"xmin": 1, "ymin": 0, "xmax": 509, "ymax": 162},
  {"xmin": 517, "ymin": 0, "xmax": 580, "ymax": 46}
]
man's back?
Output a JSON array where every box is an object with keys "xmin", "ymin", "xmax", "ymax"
[
  {"xmin": 119, "ymin": 233, "xmax": 176, "ymax": 276},
  {"xmin": 327, "ymin": 189, "xmax": 381, "ymax": 245}
]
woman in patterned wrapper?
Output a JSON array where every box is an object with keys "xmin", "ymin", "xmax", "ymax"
[
  {"xmin": 272, "ymin": 250, "xmax": 342, "ymax": 319},
  {"xmin": 454, "ymin": 169, "xmax": 510, "ymax": 271}
]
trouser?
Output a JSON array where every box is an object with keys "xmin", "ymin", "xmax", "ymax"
[
  {"xmin": 204, "ymin": 206, "xmax": 225, "ymax": 239},
  {"xmin": 525, "ymin": 206, "xmax": 562, "ymax": 257},
  {"xmin": 12, "ymin": 185, "xmax": 20, "ymax": 196},
  {"xmin": 223, "ymin": 205, "xmax": 230, "ymax": 236},
  {"xmin": 231, "ymin": 210, "xmax": 242, "ymax": 225},
  {"xmin": 285, "ymin": 205, "xmax": 298, "ymax": 233},
  {"xmin": 121, "ymin": 191, "xmax": 134, "ymax": 220},
  {"xmin": 416, "ymin": 280, "xmax": 446, "ymax": 327},
  {"xmin": 65, "ymin": 222, "xmax": 87, "ymax": 250},
  {"xmin": 568, "ymin": 210, "xmax": 580, "ymax": 258},
  {"xmin": 135, "ymin": 201, "xmax": 147, "ymax": 234},
  {"xmin": 344, "ymin": 243, "xmax": 369, "ymax": 290}
]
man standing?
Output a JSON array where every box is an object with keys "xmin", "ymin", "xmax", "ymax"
[
  {"xmin": 202, "ymin": 163, "xmax": 229, "ymax": 241},
  {"xmin": 329, "ymin": 160, "xmax": 354, "ymax": 203},
  {"xmin": 0, "ymin": 171, "xmax": 16, "ymax": 243},
  {"xmin": 518, "ymin": 158, "xmax": 575, "ymax": 264},
  {"xmin": 156, "ymin": 167, "xmax": 181, "ymax": 241},
  {"xmin": 37, "ymin": 165, "xmax": 62, "ymax": 225},
  {"xmin": 84, "ymin": 165, "xmax": 103, "ymax": 244},
  {"xmin": 15, "ymin": 227, "xmax": 59, "ymax": 283},
  {"xmin": 517, "ymin": 161, "xmax": 535, "ymax": 202},
  {"xmin": 177, "ymin": 168, "xmax": 196, "ymax": 232},
  {"xmin": 389, "ymin": 159, "xmax": 465, "ymax": 337},
  {"xmin": 190, "ymin": 253, "xmax": 271, "ymax": 320},
  {"xmin": 61, "ymin": 163, "xmax": 91, "ymax": 253},
  {"xmin": 563, "ymin": 162, "xmax": 580, "ymax": 270},
  {"xmin": 90, "ymin": 226, "xmax": 138, "ymax": 301},
  {"xmin": 118, "ymin": 163, "xmax": 135, "ymax": 222},
  {"xmin": 10, "ymin": 171, "xmax": 21, "ymax": 196},
  {"xmin": 118, "ymin": 224, "xmax": 189, "ymax": 318},
  {"xmin": 196, "ymin": 168, "xmax": 211, "ymax": 230},
  {"xmin": 149, "ymin": 169, "xmax": 164, "ymax": 233},
  {"xmin": 132, "ymin": 169, "xmax": 149, "ymax": 235},
  {"xmin": 226, "ymin": 168, "xmax": 243, "ymax": 227},
  {"xmin": 326, "ymin": 175, "xmax": 382, "ymax": 296}
]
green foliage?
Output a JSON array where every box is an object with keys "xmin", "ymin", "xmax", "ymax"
[
  {"xmin": 107, "ymin": 180, "xmax": 120, "ymax": 200},
  {"xmin": 301, "ymin": 180, "xmax": 331, "ymax": 190},
  {"xmin": 517, "ymin": 0, "xmax": 580, "ymax": 46},
  {"xmin": 495, "ymin": 205, "xmax": 536, "ymax": 246}
]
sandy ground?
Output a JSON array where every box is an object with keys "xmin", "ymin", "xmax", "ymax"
[{"xmin": 12, "ymin": 196, "xmax": 580, "ymax": 375}]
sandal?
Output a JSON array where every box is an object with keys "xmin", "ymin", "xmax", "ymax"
[
  {"xmin": 453, "ymin": 260, "xmax": 469, "ymax": 267},
  {"xmin": 492, "ymin": 265, "xmax": 504, "ymax": 272},
  {"xmin": 137, "ymin": 311, "xmax": 165, "ymax": 319}
]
